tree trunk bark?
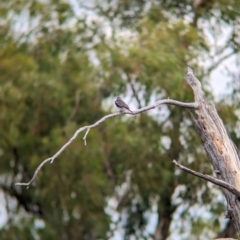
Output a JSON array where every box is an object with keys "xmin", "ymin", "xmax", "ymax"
[
  {"xmin": 154, "ymin": 216, "xmax": 171, "ymax": 240},
  {"xmin": 216, "ymin": 220, "xmax": 237, "ymax": 238},
  {"xmin": 186, "ymin": 68, "xmax": 240, "ymax": 234}
]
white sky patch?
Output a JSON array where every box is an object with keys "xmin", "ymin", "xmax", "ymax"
[
  {"xmin": 210, "ymin": 54, "xmax": 239, "ymax": 98},
  {"xmin": 199, "ymin": 17, "xmax": 239, "ymax": 98},
  {"xmin": 161, "ymin": 136, "xmax": 171, "ymax": 150}
]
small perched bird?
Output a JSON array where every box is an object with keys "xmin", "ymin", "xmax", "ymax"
[{"xmin": 115, "ymin": 97, "xmax": 133, "ymax": 113}]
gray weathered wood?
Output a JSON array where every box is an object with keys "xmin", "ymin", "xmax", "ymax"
[{"xmin": 186, "ymin": 67, "xmax": 240, "ymax": 234}]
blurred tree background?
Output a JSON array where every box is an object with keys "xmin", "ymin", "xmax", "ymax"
[{"xmin": 0, "ymin": 0, "xmax": 239, "ymax": 239}]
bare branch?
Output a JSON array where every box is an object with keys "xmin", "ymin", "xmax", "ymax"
[
  {"xmin": 83, "ymin": 129, "xmax": 90, "ymax": 146},
  {"xmin": 15, "ymin": 158, "xmax": 52, "ymax": 188},
  {"xmin": 15, "ymin": 98, "xmax": 198, "ymax": 187},
  {"xmin": 173, "ymin": 160, "xmax": 240, "ymax": 198}
]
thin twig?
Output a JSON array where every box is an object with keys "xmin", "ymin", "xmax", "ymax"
[
  {"xmin": 173, "ymin": 160, "xmax": 240, "ymax": 198},
  {"xmin": 15, "ymin": 99, "xmax": 198, "ymax": 187},
  {"xmin": 83, "ymin": 129, "xmax": 90, "ymax": 146}
]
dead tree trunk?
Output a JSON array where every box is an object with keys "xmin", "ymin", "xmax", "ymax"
[{"xmin": 174, "ymin": 68, "xmax": 240, "ymax": 235}]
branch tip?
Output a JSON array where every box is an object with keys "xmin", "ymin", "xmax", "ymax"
[{"xmin": 83, "ymin": 129, "xmax": 90, "ymax": 146}]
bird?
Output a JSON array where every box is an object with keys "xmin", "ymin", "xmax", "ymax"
[{"xmin": 115, "ymin": 97, "xmax": 133, "ymax": 113}]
